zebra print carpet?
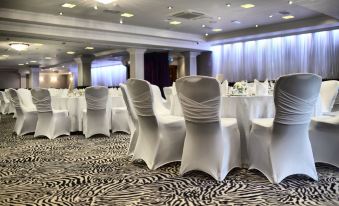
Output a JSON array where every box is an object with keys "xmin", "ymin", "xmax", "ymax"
[{"xmin": 0, "ymin": 115, "xmax": 338, "ymax": 206}]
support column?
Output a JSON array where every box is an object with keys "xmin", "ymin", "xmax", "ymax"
[
  {"xmin": 74, "ymin": 54, "xmax": 95, "ymax": 87},
  {"xmin": 18, "ymin": 69, "xmax": 28, "ymax": 88},
  {"xmin": 127, "ymin": 48, "xmax": 146, "ymax": 79},
  {"xmin": 29, "ymin": 66, "xmax": 40, "ymax": 89},
  {"xmin": 182, "ymin": 51, "xmax": 201, "ymax": 76}
]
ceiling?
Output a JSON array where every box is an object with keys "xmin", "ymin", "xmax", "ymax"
[
  {"xmin": 0, "ymin": 0, "xmax": 329, "ymax": 35},
  {"xmin": 0, "ymin": 0, "xmax": 338, "ymax": 70}
]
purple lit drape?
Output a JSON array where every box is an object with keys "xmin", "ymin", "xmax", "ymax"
[{"xmin": 144, "ymin": 52, "xmax": 171, "ymax": 94}]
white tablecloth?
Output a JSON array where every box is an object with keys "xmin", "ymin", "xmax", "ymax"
[
  {"xmin": 51, "ymin": 96, "xmax": 125, "ymax": 132},
  {"xmin": 171, "ymin": 94, "xmax": 323, "ymax": 166}
]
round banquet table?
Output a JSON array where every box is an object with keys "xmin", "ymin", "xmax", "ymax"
[
  {"xmin": 170, "ymin": 94, "xmax": 323, "ymax": 167},
  {"xmin": 51, "ymin": 96, "xmax": 125, "ymax": 132}
]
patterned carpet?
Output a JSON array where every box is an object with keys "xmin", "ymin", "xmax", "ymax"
[{"xmin": 0, "ymin": 115, "xmax": 338, "ymax": 206}]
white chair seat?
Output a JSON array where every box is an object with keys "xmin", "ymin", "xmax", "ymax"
[
  {"xmin": 157, "ymin": 115, "xmax": 184, "ymax": 126},
  {"xmin": 220, "ymin": 117, "xmax": 239, "ymax": 127},
  {"xmin": 251, "ymin": 118, "xmax": 274, "ymax": 128},
  {"xmin": 112, "ymin": 107, "xmax": 131, "ymax": 134}
]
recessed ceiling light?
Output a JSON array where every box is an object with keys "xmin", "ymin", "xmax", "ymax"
[
  {"xmin": 18, "ymin": 63, "xmax": 24, "ymax": 66},
  {"xmin": 289, "ymin": 1, "xmax": 293, "ymax": 5},
  {"xmin": 59, "ymin": 12, "xmax": 63, "ymax": 15},
  {"xmin": 217, "ymin": 16, "xmax": 222, "ymax": 20},
  {"xmin": 85, "ymin": 47, "xmax": 94, "ymax": 50},
  {"xmin": 255, "ymin": 24, "xmax": 259, "ymax": 27},
  {"xmin": 2, "ymin": 55, "xmax": 9, "ymax": 57},
  {"xmin": 121, "ymin": 13, "xmax": 134, "ymax": 18},
  {"xmin": 94, "ymin": 5, "xmax": 98, "ymax": 10},
  {"xmin": 30, "ymin": 60, "xmax": 37, "ymax": 63},
  {"xmin": 241, "ymin": 4, "xmax": 255, "ymax": 9},
  {"xmin": 168, "ymin": 6, "xmax": 173, "ymax": 10},
  {"xmin": 96, "ymin": 0, "xmax": 114, "ymax": 4},
  {"xmin": 169, "ymin": 21, "xmax": 182, "ymax": 25},
  {"xmin": 269, "ymin": 15, "xmax": 273, "ymax": 18},
  {"xmin": 62, "ymin": 3, "xmax": 76, "ymax": 8},
  {"xmin": 282, "ymin": 15, "xmax": 295, "ymax": 19},
  {"xmin": 212, "ymin": 28, "xmax": 222, "ymax": 32},
  {"xmin": 67, "ymin": 51, "xmax": 75, "ymax": 54},
  {"xmin": 119, "ymin": 18, "xmax": 124, "ymax": 24},
  {"xmin": 25, "ymin": 62, "xmax": 29, "ymax": 64},
  {"xmin": 45, "ymin": 57, "xmax": 52, "ymax": 60},
  {"xmin": 202, "ymin": 24, "xmax": 206, "ymax": 28},
  {"xmin": 9, "ymin": 43, "xmax": 30, "ymax": 51},
  {"xmin": 231, "ymin": 20, "xmax": 241, "ymax": 24},
  {"xmin": 205, "ymin": 33, "xmax": 209, "ymax": 36},
  {"xmin": 226, "ymin": 3, "xmax": 231, "ymax": 7}
]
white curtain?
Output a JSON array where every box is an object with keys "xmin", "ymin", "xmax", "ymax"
[
  {"xmin": 212, "ymin": 29, "xmax": 339, "ymax": 82},
  {"xmin": 91, "ymin": 64, "xmax": 127, "ymax": 86}
]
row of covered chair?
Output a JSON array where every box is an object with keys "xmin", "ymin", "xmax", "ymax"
[
  {"xmin": 123, "ymin": 74, "xmax": 338, "ymax": 183},
  {"xmin": 1, "ymin": 87, "xmax": 132, "ymax": 139}
]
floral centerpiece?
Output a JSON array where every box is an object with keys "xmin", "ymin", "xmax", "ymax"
[{"xmin": 233, "ymin": 81, "xmax": 247, "ymax": 95}]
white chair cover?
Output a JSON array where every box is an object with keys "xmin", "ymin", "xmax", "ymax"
[
  {"xmin": 127, "ymin": 79, "xmax": 185, "ymax": 170},
  {"xmin": 220, "ymin": 80, "xmax": 229, "ymax": 96},
  {"xmin": 111, "ymin": 88, "xmax": 130, "ymax": 134},
  {"xmin": 254, "ymin": 79, "xmax": 269, "ymax": 96},
  {"xmin": 120, "ymin": 84, "xmax": 138, "ymax": 156},
  {"xmin": 176, "ymin": 76, "xmax": 241, "ymax": 181},
  {"xmin": 5, "ymin": 89, "xmax": 16, "ymax": 116},
  {"xmin": 319, "ymin": 80, "xmax": 339, "ymax": 113},
  {"xmin": 83, "ymin": 86, "xmax": 110, "ymax": 138},
  {"xmin": 8, "ymin": 89, "xmax": 37, "ymax": 136},
  {"xmin": 0, "ymin": 91, "xmax": 10, "ymax": 114},
  {"xmin": 32, "ymin": 88, "xmax": 70, "ymax": 139},
  {"xmin": 163, "ymin": 86, "xmax": 172, "ymax": 109},
  {"xmin": 248, "ymin": 73, "xmax": 321, "ymax": 183},
  {"xmin": 309, "ymin": 114, "xmax": 339, "ymax": 168},
  {"xmin": 151, "ymin": 85, "xmax": 170, "ymax": 115}
]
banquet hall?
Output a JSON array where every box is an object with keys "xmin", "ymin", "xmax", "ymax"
[{"xmin": 0, "ymin": 0, "xmax": 338, "ymax": 205}]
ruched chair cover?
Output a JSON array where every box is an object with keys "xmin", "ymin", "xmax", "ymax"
[
  {"xmin": 5, "ymin": 89, "xmax": 16, "ymax": 117},
  {"xmin": 127, "ymin": 79, "xmax": 185, "ymax": 170},
  {"xmin": 151, "ymin": 85, "xmax": 171, "ymax": 115},
  {"xmin": 8, "ymin": 89, "xmax": 37, "ymax": 136},
  {"xmin": 309, "ymin": 114, "xmax": 339, "ymax": 168},
  {"xmin": 111, "ymin": 89, "xmax": 131, "ymax": 134},
  {"xmin": 32, "ymin": 88, "xmax": 70, "ymax": 139},
  {"xmin": 248, "ymin": 73, "xmax": 321, "ymax": 184},
  {"xmin": 319, "ymin": 80, "xmax": 339, "ymax": 113},
  {"xmin": 0, "ymin": 91, "xmax": 10, "ymax": 114},
  {"xmin": 120, "ymin": 84, "xmax": 138, "ymax": 156},
  {"xmin": 83, "ymin": 86, "xmax": 110, "ymax": 138},
  {"xmin": 176, "ymin": 76, "xmax": 241, "ymax": 181}
]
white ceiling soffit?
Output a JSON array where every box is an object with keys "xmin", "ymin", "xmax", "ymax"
[
  {"xmin": 0, "ymin": 8, "xmax": 208, "ymax": 51},
  {"xmin": 295, "ymin": 0, "xmax": 339, "ymax": 20}
]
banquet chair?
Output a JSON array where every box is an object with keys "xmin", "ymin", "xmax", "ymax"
[
  {"xmin": 0, "ymin": 91, "xmax": 10, "ymax": 114},
  {"xmin": 220, "ymin": 80, "xmax": 228, "ymax": 96},
  {"xmin": 176, "ymin": 76, "xmax": 241, "ymax": 181},
  {"xmin": 8, "ymin": 89, "xmax": 38, "ymax": 136},
  {"xmin": 163, "ymin": 86, "xmax": 172, "ymax": 109},
  {"xmin": 309, "ymin": 113, "xmax": 339, "ymax": 168},
  {"xmin": 111, "ymin": 96, "xmax": 131, "ymax": 134},
  {"xmin": 151, "ymin": 85, "xmax": 171, "ymax": 114},
  {"xmin": 83, "ymin": 86, "xmax": 110, "ymax": 138},
  {"xmin": 254, "ymin": 79, "xmax": 269, "ymax": 96},
  {"xmin": 127, "ymin": 79, "xmax": 185, "ymax": 170},
  {"xmin": 248, "ymin": 73, "xmax": 321, "ymax": 184},
  {"xmin": 120, "ymin": 83, "xmax": 138, "ymax": 156},
  {"xmin": 319, "ymin": 80, "xmax": 339, "ymax": 114},
  {"xmin": 5, "ymin": 89, "xmax": 16, "ymax": 117},
  {"xmin": 32, "ymin": 88, "xmax": 70, "ymax": 139}
]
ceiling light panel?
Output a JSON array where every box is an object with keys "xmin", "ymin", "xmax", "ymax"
[
  {"xmin": 96, "ymin": 0, "xmax": 114, "ymax": 4},
  {"xmin": 169, "ymin": 21, "xmax": 182, "ymax": 25},
  {"xmin": 241, "ymin": 4, "xmax": 255, "ymax": 9},
  {"xmin": 282, "ymin": 15, "xmax": 295, "ymax": 19},
  {"xmin": 62, "ymin": 3, "xmax": 76, "ymax": 8},
  {"xmin": 121, "ymin": 13, "xmax": 134, "ymax": 18}
]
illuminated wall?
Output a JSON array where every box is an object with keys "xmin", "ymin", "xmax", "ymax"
[
  {"xmin": 212, "ymin": 29, "xmax": 339, "ymax": 82},
  {"xmin": 91, "ymin": 64, "xmax": 127, "ymax": 87}
]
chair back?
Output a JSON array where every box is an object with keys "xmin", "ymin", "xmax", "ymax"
[
  {"xmin": 17, "ymin": 89, "xmax": 36, "ymax": 110},
  {"xmin": 163, "ymin": 87, "xmax": 172, "ymax": 100},
  {"xmin": 176, "ymin": 76, "xmax": 220, "ymax": 123},
  {"xmin": 127, "ymin": 79, "xmax": 154, "ymax": 117},
  {"xmin": 8, "ymin": 89, "xmax": 21, "ymax": 109},
  {"xmin": 319, "ymin": 80, "xmax": 339, "ymax": 113},
  {"xmin": 85, "ymin": 86, "xmax": 108, "ymax": 111},
  {"xmin": 120, "ymin": 83, "xmax": 137, "ymax": 123},
  {"xmin": 31, "ymin": 88, "xmax": 52, "ymax": 113},
  {"xmin": 273, "ymin": 73, "xmax": 321, "ymax": 125}
]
